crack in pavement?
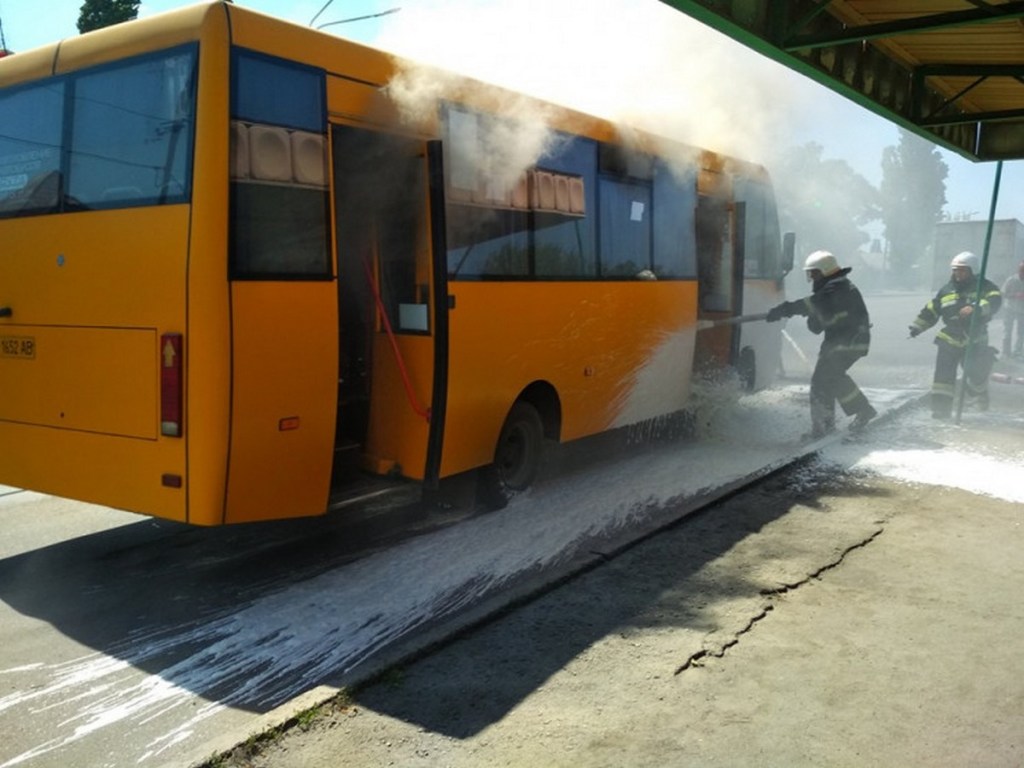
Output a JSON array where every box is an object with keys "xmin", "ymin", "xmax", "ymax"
[{"xmin": 673, "ymin": 525, "xmax": 886, "ymax": 674}]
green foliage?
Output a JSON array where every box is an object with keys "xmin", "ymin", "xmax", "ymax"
[
  {"xmin": 772, "ymin": 141, "xmax": 880, "ymax": 267},
  {"xmin": 294, "ymin": 706, "xmax": 319, "ymax": 731},
  {"xmin": 880, "ymin": 129, "xmax": 948, "ymax": 286},
  {"xmin": 77, "ymin": 0, "xmax": 141, "ymax": 34}
]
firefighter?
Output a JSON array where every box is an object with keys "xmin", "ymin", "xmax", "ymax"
[
  {"xmin": 767, "ymin": 250, "xmax": 876, "ymax": 438},
  {"xmin": 909, "ymin": 251, "xmax": 1002, "ymax": 419}
]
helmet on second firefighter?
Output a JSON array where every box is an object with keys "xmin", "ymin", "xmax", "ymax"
[
  {"xmin": 803, "ymin": 250, "xmax": 840, "ymax": 281},
  {"xmin": 950, "ymin": 251, "xmax": 980, "ymax": 275}
]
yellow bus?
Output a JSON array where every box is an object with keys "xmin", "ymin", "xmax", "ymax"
[{"xmin": 0, "ymin": 1, "xmax": 793, "ymax": 525}]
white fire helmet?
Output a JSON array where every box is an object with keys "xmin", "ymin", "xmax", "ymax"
[
  {"xmin": 950, "ymin": 251, "xmax": 980, "ymax": 274},
  {"xmin": 803, "ymin": 250, "xmax": 840, "ymax": 280}
]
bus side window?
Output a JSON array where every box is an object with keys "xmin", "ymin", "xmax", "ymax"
[
  {"xmin": 733, "ymin": 177, "xmax": 782, "ymax": 280},
  {"xmin": 229, "ymin": 51, "xmax": 330, "ymax": 279},
  {"xmin": 653, "ymin": 161, "xmax": 697, "ymax": 278},
  {"xmin": 598, "ymin": 178, "xmax": 652, "ymax": 278},
  {"xmin": 533, "ymin": 135, "xmax": 597, "ymax": 278}
]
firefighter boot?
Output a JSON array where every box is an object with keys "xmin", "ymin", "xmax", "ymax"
[{"xmin": 850, "ymin": 404, "xmax": 878, "ymax": 433}]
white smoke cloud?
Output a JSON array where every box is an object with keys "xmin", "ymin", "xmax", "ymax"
[
  {"xmin": 385, "ymin": 63, "xmax": 563, "ymax": 191},
  {"xmin": 373, "ymin": 0, "xmax": 813, "ymax": 165}
]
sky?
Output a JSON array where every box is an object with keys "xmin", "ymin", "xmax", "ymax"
[{"xmin": 2, "ymin": 0, "xmax": 1022, "ymax": 239}]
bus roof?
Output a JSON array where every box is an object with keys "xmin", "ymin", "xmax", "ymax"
[{"xmin": 0, "ymin": 0, "xmax": 770, "ymax": 182}]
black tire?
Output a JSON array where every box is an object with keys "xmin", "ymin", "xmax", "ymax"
[{"xmin": 478, "ymin": 401, "xmax": 544, "ymax": 510}]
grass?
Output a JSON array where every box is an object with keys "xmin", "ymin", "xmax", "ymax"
[{"xmin": 196, "ymin": 689, "xmax": 358, "ymax": 767}]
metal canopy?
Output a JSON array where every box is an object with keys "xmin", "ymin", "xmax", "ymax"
[{"xmin": 657, "ymin": 1, "xmax": 1024, "ymax": 162}]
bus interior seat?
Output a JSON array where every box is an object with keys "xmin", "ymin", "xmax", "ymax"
[
  {"xmin": 511, "ymin": 174, "xmax": 529, "ymax": 208},
  {"xmin": 291, "ymin": 130, "xmax": 327, "ymax": 187},
  {"xmin": 249, "ymin": 124, "xmax": 292, "ymax": 182},
  {"xmin": 554, "ymin": 175, "xmax": 570, "ymax": 211},
  {"xmin": 230, "ymin": 121, "xmax": 250, "ymax": 179},
  {"xmin": 530, "ymin": 170, "xmax": 556, "ymax": 210},
  {"xmin": 569, "ymin": 177, "xmax": 585, "ymax": 213}
]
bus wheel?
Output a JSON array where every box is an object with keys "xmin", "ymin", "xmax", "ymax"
[{"xmin": 478, "ymin": 401, "xmax": 544, "ymax": 510}]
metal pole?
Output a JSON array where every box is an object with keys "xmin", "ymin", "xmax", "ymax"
[{"xmin": 954, "ymin": 159, "xmax": 1003, "ymax": 423}]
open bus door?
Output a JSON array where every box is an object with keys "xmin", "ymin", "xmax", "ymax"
[
  {"xmin": 694, "ymin": 184, "xmax": 743, "ymax": 374},
  {"xmin": 330, "ymin": 125, "xmax": 438, "ymax": 498}
]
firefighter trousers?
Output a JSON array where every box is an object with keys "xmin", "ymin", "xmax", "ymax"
[
  {"xmin": 931, "ymin": 339, "xmax": 995, "ymax": 418},
  {"xmin": 810, "ymin": 348, "xmax": 872, "ymax": 432}
]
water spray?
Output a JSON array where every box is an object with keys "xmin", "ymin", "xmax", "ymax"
[{"xmin": 781, "ymin": 329, "xmax": 811, "ymax": 370}]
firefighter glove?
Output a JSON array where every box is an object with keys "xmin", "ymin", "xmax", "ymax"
[
  {"xmin": 908, "ymin": 325, "xmax": 921, "ymax": 338},
  {"xmin": 766, "ymin": 305, "xmax": 786, "ymax": 322}
]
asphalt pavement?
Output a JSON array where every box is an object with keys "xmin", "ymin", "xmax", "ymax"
[{"xmin": 200, "ymin": 354, "xmax": 1024, "ymax": 767}]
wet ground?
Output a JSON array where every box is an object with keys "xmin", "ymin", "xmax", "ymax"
[{"xmin": 204, "ymin": 354, "xmax": 1024, "ymax": 768}]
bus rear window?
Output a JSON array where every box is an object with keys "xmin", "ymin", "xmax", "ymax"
[
  {"xmin": 0, "ymin": 46, "xmax": 197, "ymax": 218},
  {"xmin": 68, "ymin": 50, "xmax": 196, "ymax": 208},
  {"xmin": 0, "ymin": 84, "xmax": 65, "ymax": 215}
]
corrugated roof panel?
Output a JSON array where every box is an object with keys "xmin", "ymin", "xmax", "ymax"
[{"xmin": 658, "ymin": 0, "xmax": 1024, "ymax": 161}]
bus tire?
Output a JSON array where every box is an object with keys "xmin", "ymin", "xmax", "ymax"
[{"xmin": 478, "ymin": 401, "xmax": 544, "ymax": 510}]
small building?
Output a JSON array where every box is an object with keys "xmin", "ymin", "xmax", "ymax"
[{"xmin": 931, "ymin": 218, "xmax": 1024, "ymax": 289}]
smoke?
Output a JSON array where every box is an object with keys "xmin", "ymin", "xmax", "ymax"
[
  {"xmin": 385, "ymin": 64, "xmax": 563, "ymax": 191},
  {"xmin": 373, "ymin": 0, "xmax": 812, "ymax": 167}
]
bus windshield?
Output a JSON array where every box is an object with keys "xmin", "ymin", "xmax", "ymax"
[{"xmin": 0, "ymin": 45, "xmax": 197, "ymax": 217}]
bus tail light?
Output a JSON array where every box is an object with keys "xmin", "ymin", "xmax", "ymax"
[{"xmin": 160, "ymin": 333, "xmax": 183, "ymax": 437}]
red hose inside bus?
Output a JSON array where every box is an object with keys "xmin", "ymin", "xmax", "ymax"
[{"xmin": 360, "ymin": 252, "xmax": 431, "ymax": 423}]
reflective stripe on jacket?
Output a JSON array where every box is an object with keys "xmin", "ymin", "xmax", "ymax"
[{"xmin": 911, "ymin": 277, "xmax": 1002, "ymax": 348}]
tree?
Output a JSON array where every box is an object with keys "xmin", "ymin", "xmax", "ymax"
[
  {"xmin": 770, "ymin": 141, "xmax": 880, "ymax": 288},
  {"xmin": 879, "ymin": 129, "xmax": 948, "ymax": 287},
  {"xmin": 77, "ymin": 0, "xmax": 140, "ymax": 34}
]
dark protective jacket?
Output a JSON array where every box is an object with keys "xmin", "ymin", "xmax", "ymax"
[
  {"xmin": 911, "ymin": 275, "xmax": 1002, "ymax": 348},
  {"xmin": 773, "ymin": 268, "xmax": 871, "ymax": 357}
]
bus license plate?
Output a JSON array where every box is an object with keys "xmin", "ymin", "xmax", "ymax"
[{"xmin": 0, "ymin": 336, "xmax": 36, "ymax": 359}]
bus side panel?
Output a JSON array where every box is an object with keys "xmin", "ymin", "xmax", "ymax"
[
  {"xmin": 224, "ymin": 282, "xmax": 338, "ymax": 523},
  {"xmin": 0, "ymin": 423, "xmax": 187, "ymax": 519},
  {"xmin": 438, "ymin": 280, "xmax": 698, "ymax": 478}
]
